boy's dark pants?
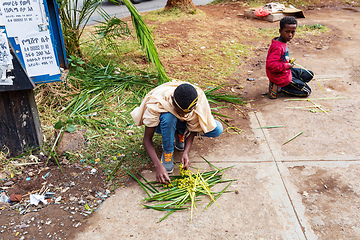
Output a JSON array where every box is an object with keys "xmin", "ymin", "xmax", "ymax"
[{"xmin": 281, "ymin": 68, "xmax": 313, "ymax": 97}]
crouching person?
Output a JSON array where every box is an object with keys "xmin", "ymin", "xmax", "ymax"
[
  {"xmin": 266, "ymin": 16, "xmax": 314, "ymax": 99},
  {"xmin": 131, "ymin": 81, "xmax": 223, "ymax": 184}
]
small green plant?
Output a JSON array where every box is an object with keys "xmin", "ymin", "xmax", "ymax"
[
  {"xmin": 68, "ymin": 55, "xmax": 86, "ymax": 72},
  {"xmin": 296, "ymin": 24, "xmax": 330, "ymax": 37},
  {"xmin": 188, "ymin": 9, "xmax": 196, "ymax": 14},
  {"xmin": 300, "ymin": 24, "xmax": 326, "ymax": 30},
  {"xmin": 54, "ymin": 118, "xmax": 76, "ymax": 133}
]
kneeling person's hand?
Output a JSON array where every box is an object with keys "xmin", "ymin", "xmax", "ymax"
[{"xmin": 155, "ymin": 164, "xmax": 171, "ymax": 184}]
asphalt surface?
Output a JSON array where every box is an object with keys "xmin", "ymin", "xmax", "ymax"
[{"xmin": 89, "ymin": 0, "xmax": 214, "ymax": 24}]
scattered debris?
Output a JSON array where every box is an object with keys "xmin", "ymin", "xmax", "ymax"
[
  {"xmin": 125, "ymin": 130, "xmax": 135, "ymax": 135},
  {"xmin": 29, "ymin": 155, "xmax": 39, "ymax": 162},
  {"xmin": 55, "ymin": 196, "xmax": 62, "ymax": 204},
  {"xmin": 218, "ymin": 117, "xmax": 243, "ymax": 134},
  {"xmin": 0, "ymin": 161, "xmax": 109, "ymax": 239},
  {"xmin": 254, "ymin": 125, "xmax": 285, "ymax": 129},
  {"xmin": 30, "ymin": 194, "xmax": 47, "ymax": 206},
  {"xmin": 3, "ymin": 181, "xmax": 14, "ymax": 186},
  {"xmin": 283, "ymin": 131, "xmax": 304, "ymax": 145},
  {"xmin": 0, "ymin": 194, "xmax": 10, "ymax": 203},
  {"xmin": 42, "ymin": 172, "xmax": 50, "ymax": 179},
  {"xmin": 308, "ymin": 100, "xmax": 329, "ymax": 115},
  {"xmin": 232, "ymin": 104, "xmax": 247, "ymax": 119},
  {"xmin": 9, "ymin": 194, "xmax": 22, "ymax": 202},
  {"xmin": 44, "ymin": 192, "xmax": 55, "ymax": 199}
]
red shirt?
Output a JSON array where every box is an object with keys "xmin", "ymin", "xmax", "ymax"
[{"xmin": 266, "ymin": 38, "xmax": 292, "ymax": 87}]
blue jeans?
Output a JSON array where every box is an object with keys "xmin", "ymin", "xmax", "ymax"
[{"xmin": 155, "ymin": 112, "xmax": 223, "ymax": 153}]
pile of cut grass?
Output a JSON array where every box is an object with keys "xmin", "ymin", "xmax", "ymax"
[{"xmin": 129, "ymin": 158, "xmax": 235, "ymax": 222}]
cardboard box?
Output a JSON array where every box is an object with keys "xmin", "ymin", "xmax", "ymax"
[{"xmin": 244, "ymin": 8, "xmax": 305, "ymax": 22}]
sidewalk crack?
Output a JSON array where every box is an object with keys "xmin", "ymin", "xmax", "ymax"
[{"xmin": 254, "ymin": 111, "xmax": 308, "ymax": 240}]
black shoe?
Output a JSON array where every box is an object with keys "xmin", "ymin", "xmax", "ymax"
[{"xmin": 175, "ymin": 132, "xmax": 185, "ymax": 151}]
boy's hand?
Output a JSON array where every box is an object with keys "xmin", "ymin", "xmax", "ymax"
[
  {"xmin": 181, "ymin": 152, "xmax": 190, "ymax": 169},
  {"xmin": 155, "ymin": 164, "xmax": 171, "ymax": 184},
  {"xmin": 288, "ymin": 58, "xmax": 295, "ymax": 69}
]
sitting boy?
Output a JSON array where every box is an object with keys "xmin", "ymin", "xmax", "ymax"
[
  {"xmin": 131, "ymin": 81, "xmax": 223, "ymax": 184},
  {"xmin": 266, "ymin": 16, "xmax": 314, "ymax": 99}
]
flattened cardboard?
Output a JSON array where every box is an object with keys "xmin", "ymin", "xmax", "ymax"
[{"xmin": 244, "ymin": 7, "xmax": 305, "ymax": 22}]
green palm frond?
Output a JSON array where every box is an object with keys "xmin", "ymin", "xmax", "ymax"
[
  {"xmin": 204, "ymin": 85, "xmax": 246, "ymax": 105},
  {"xmin": 121, "ymin": 0, "xmax": 170, "ymax": 84},
  {"xmin": 95, "ymin": 8, "xmax": 131, "ymax": 39}
]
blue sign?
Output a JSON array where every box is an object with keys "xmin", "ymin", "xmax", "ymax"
[{"xmin": 0, "ymin": 0, "xmax": 68, "ymax": 85}]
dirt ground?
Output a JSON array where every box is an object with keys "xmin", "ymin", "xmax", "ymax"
[
  {"xmin": 0, "ymin": 158, "xmax": 109, "ymax": 240},
  {"xmin": 1, "ymin": 1, "xmax": 360, "ymax": 239}
]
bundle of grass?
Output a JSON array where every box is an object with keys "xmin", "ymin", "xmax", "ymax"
[{"xmin": 128, "ymin": 158, "xmax": 235, "ymax": 222}]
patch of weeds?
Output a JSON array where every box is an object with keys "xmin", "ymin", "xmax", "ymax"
[
  {"xmin": 50, "ymin": 107, "xmax": 148, "ymax": 188},
  {"xmin": 199, "ymin": 42, "xmax": 251, "ymax": 83},
  {"xmin": 297, "ymin": 24, "xmax": 331, "ymax": 37},
  {"xmin": 35, "ymin": 82, "xmax": 76, "ymax": 148},
  {"xmin": 342, "ymin": 0, "xmax": 360, "ymax": 6},
  {"xmin": 287, "ymin": 0, "xmax": 324, "ymax": 7},
  {"xmin": 81, "ymin": 125, "xmax": 147, "ymax": 170},
  {"xmin": 78, "ymin": 13, "xmax": 146, "ymax": 71},
  {"xmin": 298, "ymin": 24, "xmax": 329, "ymax": 31},
  {"xmin": 0, "ymin": 146, "xmax": 10, "ymax": 172},
  {"xmin": 68, "ymin": 55, "xmax": 86, "ymax": 72},
  {"xmin": 253, "ymin": 24, "xmax": 330, "ymax": 40},
  {"xmin": 81, "ymin": 33, "xmax": 150, "ymax": 72},
  {"xmin": 80, "ymin": 21, "xmax": 160, "ymax": 74},
  {"xmin": 253, "ymin": 27, "xmax": 278, "ymax": 39},
  {"xmin": 144, "ymin": 8, "xmax": 206, "ymax": 23},
  {"xmin": 162, "ymin": 38, "xmax": 252, "ymax": 86},
  {"xmin": 0, "ymin": 147, "xmax": 42, "ymax": 176},
  {"xmin": 210, "ymin": 0, "xmax": 260, "ymax": 5},
  {"xmin": 241, "ymin": 0, "xmax": 268, "ymax": 8}
]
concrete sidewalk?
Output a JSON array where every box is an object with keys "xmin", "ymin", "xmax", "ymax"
[
  {"xmin": 74, "ymin": 96, "xmax": 360, "ymax": 239},
  {"xmin": 74, "ymin": 9, "xmax": 360, "ymax": 240},
  {"xmin": 74, "ymin": 107, "xmax": 360, "ymax": 239}
]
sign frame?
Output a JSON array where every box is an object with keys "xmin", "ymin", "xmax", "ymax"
[{"xmin": 0, "ymin": 0, "xmax": 68, "ymax": 85}]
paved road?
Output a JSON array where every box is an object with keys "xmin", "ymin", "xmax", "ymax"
[{"xmin": 89, "ymin": 0, "xmax": 213, "ymax": 25}]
